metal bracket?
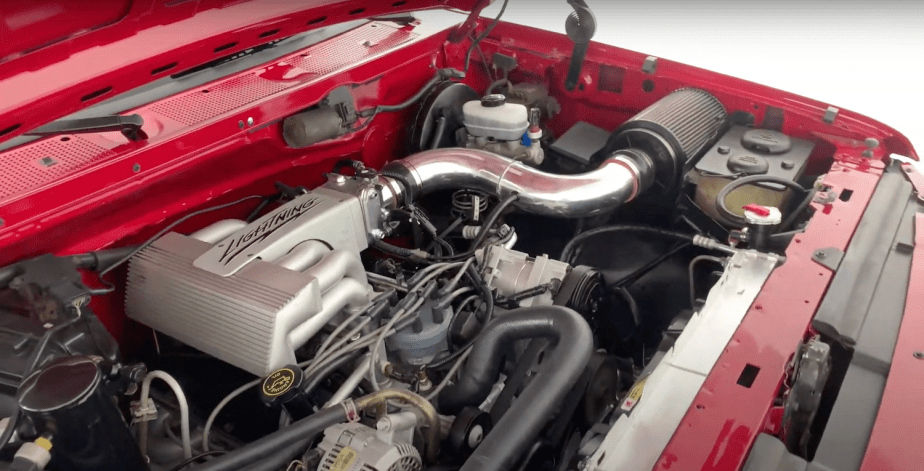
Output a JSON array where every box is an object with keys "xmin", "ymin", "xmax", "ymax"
[
  {"xmin": 812, "ymin": 247, "xmax": 844, "ymax": 272},
  {"xmin": 813, "ymin": 190, "xmax": 838, "ymax": 205},
  {"xmin": 783, "ymin": 337, "xmax": 832, "ymax": 453},
  {"xmin": 900, "ymin": 163, "xmax": 924, "ymax": 204},
  {"xmin": 642, "ymin": 56, "xmax": 658, "ymax": 75},
  {"xmin": 130, "ymin": 397, "xmax": 158, "ymax": 425}
]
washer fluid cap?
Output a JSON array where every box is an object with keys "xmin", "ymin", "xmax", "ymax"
[
  {"xmin": 741, "ymin": 129, "xmax": 792, "ymax": 154},
  {"xmin": 727, "ymin": 153, "xmax": 769, "ymax": 174}
]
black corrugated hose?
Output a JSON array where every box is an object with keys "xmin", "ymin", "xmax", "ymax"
[{"xmin": 437, "ymin": 305, "xmax": 594, "ymax": 471}]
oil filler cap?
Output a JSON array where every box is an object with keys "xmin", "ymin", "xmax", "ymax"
[
  {"xmin": 261, "ymin": 365, "xmax": 303, "ymax": 406},
  {"xmin": 727, "ymin": 153, "xmax": 769, "ymax": 175},
  {"xmin": 260, "ymin": 365, "xmax": 313, "ymax": 421},
  {"xmin": 741, "ymin": 129, "xmax": 792, "ymax": 154}
]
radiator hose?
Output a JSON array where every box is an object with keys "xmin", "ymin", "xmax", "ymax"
[{"xmin": 437, "ymin": 305, "xmax": 593, "ymax": 471}]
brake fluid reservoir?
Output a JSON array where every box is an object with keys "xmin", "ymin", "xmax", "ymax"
[{"xmin": 463, "ymin": 94, "xmax": 529, "ymax": 141}]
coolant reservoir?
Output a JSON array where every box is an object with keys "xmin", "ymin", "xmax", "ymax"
[{"xmin": 463, "ymin": 94, "xmax": 529, "ymax": 141}]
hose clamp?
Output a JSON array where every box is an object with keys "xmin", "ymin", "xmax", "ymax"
[
  {"xmin": 611, "ymin": 155, "xmax": 642, "ymax": 201},
  {"xmin": 341, "ymin": 398, "xmax": 360, "ymax": 423}
]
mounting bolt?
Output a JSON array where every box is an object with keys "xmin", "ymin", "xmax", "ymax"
[
  {"xmin": 377, "ymin": 417, "xmax": 392, "ymax": 432},
  {"xmin": 370, "ymin": 229, "xmax": 385, "ymax": 240},
  {"xmin": 863, "ymin": 138, "xmax": 879, "ymax": 158},
  {"xmin": 132, "ymin": 163, "xmax": 141, "ymax": 173},
  {"xmin": 468, "ymin": 425, "xmax": 485, "ymax": 449},
  {"xmin": 0, "ymin": 218, "xmax": 4, "ymax": 228},
  {"xmin": 246, "ymin": 117, "xmax": 254, "ymax": 126},
  {"xmin": 238, "ymin": 120, "xmax": 244, "ymax": 129},
  {"xmin": 914, "ymin": 351, "xmax": 924, "ymax": 360},
  {"xmin": 814, "ymin": 250, "xmax": 826, "ymax": 259}
]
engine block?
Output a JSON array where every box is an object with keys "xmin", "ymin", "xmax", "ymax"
[{"xmin": 125, "ymin": 180, "xmax": 386, "ymax": 375}]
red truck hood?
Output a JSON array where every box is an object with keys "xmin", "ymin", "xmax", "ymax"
[{"xmin": 0, "ymin": 0, "xmax": 488, "ymax": 145}]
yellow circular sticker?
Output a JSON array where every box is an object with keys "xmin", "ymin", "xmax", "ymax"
[{"xmin": 262, "ymin": 368, "xmax": 296, "ymax": 397}]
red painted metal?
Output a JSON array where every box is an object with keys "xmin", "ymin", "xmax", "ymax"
[
  {"xmin": 0, "ymin": 0, "xmax": 487, "ymax": 144},
  {"xmin": 858, "ymin": 214, "xmax": 924, "ymax": 471},
  {"xmin": 742, "ymin": 204, "xmax": 771, "ymax": 217},
  {"xmin": 0, "ymin": 20, "xmax": 441, "ymax": 342},
  {"xmin": 0, "ymin": 0, "xmax": 132, "ymax": 61},
  {"xmin": 656, "ymin": 157, "xmax": 884, "ymax": 471},
  {"xmin": 900, "ymin": 162, "xmax": 924, "ymax": 203},
  {"xmin": 0, "ymin": 10, "xmax": 919, "ymax": 470}
]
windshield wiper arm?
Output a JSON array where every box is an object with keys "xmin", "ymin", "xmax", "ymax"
[{"xmin": 25, "ymin": 114, "xmax": 146, "ymax": 141}]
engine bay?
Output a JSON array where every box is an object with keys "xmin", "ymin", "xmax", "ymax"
[{"xmin": 0, "ymin": 13, "xmax": 909, "ymax": 471}]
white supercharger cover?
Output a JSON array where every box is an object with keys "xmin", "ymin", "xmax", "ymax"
[{"xmin": 462, "ymin": 99, "xmax": 529, "ymax": 141}]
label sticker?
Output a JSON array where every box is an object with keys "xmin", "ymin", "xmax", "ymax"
[
  {"xmin": 620, "ymin": 377, "xmax": 647, "ymax": 412},
  {"xmin": 330, "ymin": 446, "xmax": 358, "ymax": 471},
  {"xmin": 262, "ymin": 368, "xmax": 295, "ymax": 397}
]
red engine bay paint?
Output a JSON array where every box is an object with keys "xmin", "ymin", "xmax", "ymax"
[{"xmin": 0, "ymin": 7, "xmax": 918, "ymax": 469}]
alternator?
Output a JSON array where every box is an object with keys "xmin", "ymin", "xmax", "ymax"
[{"xmin": 316, "ymin": 412, "xmax": 422, "ymax": 471}]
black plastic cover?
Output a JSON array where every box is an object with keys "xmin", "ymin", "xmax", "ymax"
[
  {"xmin": 694, "ymin": 125, "xmax": 814, "ymax": 189},
  {"xmin": 16, "ymin": 357, "xmax": 149, "ymax": 471},
  {"xmin": 549, "ymin": 121, "xmax": 611, "ymax": 166}
]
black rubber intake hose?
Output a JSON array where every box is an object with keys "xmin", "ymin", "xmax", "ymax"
[
  {"xmin": 439, "ymin": 306, "xmax": 593, "ymax": 471},
  {"xmin": 191, "ymin": 406, "xmax": 346, "ymax": 471}
]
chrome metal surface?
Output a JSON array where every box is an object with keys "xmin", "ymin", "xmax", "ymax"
[
  {"xmin": 193, "ymin": 188, "xmax": 367, "ymax": 277},
  {"xmin": 388, "ymin": 148, "xmax": 651, "ymax": 218}
]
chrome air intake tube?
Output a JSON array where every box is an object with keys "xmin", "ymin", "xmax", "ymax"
[
  {"xmin": 382, "ymin": 147, "xmax": 655, "ymax": 218},
  {"xmin": 385, "ymin": 89, "xmax": 725, "ymax": 216}
]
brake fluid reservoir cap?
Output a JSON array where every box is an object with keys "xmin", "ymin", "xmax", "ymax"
[
  {"xmin": 481, "ymin": 94, "xmax": 506, "ymax": 107},
  {"xmin": 743, "ymin": 204, "xmax": 782, "ymax": 225},
  {"xmin": 741, "ymin": 129, "xmax": 792, "ymax": 154},
  {"xmin": 727, "ymin": 153, "xmax": 769, "ymax": 174}
]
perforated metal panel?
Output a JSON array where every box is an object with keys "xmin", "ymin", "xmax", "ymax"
[
  {"xmin": 0, "ymin": 22, "xmax": 416, "ymax": 207},
  {"xmin": 0, "ymin": 136, "xmax": 115, "ymax": 202},
  {"xmin": 288, "ymin": 23, "xmax": 415, "ymax": 75},
  {"xmin": 152, "ymin": 22, "xmax": 415, "ymax": 126},
  {"xmin": 151, "ymin": 74, "xmax": 291, "ymax": 125}
]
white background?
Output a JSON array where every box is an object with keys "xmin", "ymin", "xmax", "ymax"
[{"xmin": 470, "ymin": 0, "xmax": 924, "ymax": 156}]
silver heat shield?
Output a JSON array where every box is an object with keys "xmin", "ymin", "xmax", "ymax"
[{"xmin": 126, "ymin": 187, "xmax": 376, "ymax": 376}]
